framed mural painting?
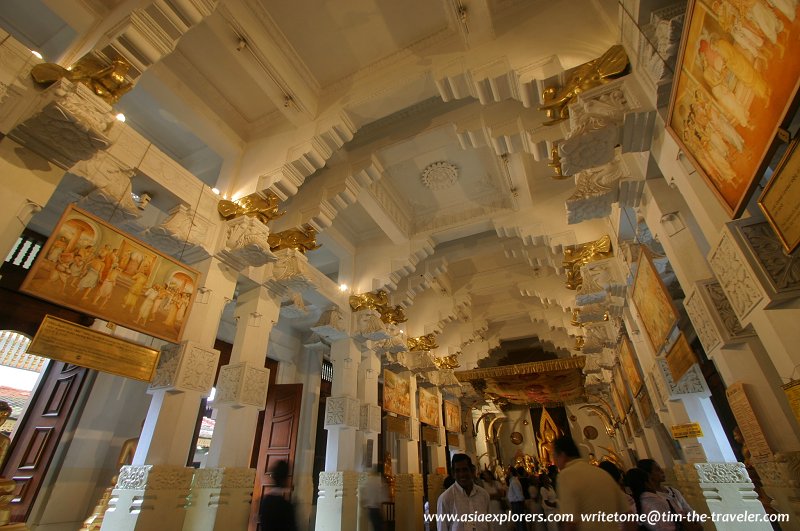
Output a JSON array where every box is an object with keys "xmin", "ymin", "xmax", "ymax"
[
  {"xmin": 444, "ymin": 401, "xmax": 461, "ymax": 433},
  {"xmin": 631, "ymin": 247, "xmax": 679, "ymax": 354},
  {"xmin": 21, "ymin": 205, "xmax": 198, "ymax": 344},
  {"xmin": 666, "ymin": 0, "xmax": 800, "ymax": 217},
  {"xmin": 383, "ymin": 369, "xmax": 411, "ymax": 417},
  {"xmin": 665, "ymin": 333, "xmax": 699, "ymax": 383},
  {"xmin": 758, "ymin": 138, "xmax": 800, "ymax": 253},
  {"xmin": 613, "ymin": 365, "xmax": 633, "ymax": 417},
  {"xmin": 418, "ymin": 387, "xmax": 439, "ymax": 426},
  {"xmin": 619, "ymin": 335, "xmax": 644, "ymax": 397}
]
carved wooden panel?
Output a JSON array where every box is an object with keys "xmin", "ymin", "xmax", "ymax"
[{"xmin": 2, "ymin": 362, "xmax": 89, "ymax": 522}]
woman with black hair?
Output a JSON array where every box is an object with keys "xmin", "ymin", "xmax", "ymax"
[{"xmin": 636, "ymin": 460, "xmax": 694, "ymax": 516}]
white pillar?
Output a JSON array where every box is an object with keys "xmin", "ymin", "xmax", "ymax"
[
  {"xmin": 101, "ymin": 257, "xmax": 236, "ymax": 531},
  {"xmin": 183, "ymin": 286, "xmax": 280, "ymax": 531}
]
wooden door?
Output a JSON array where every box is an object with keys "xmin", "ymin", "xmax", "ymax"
[
  {"xmin": 249, "ymin": 383, "xmax": 303, "ymax": 531},
  {"xmin": 1, "ymin": 361, "xmax": 90, "ymax": 522}
]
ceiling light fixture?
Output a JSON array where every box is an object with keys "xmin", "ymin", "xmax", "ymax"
[
  {"xmin": 212, "ymin": 187, "xmax": 220, "ymax": 195},
  {"xmin": 115, "ymin": 113, "xmax": 126, "ymax": 122},
  {"xmin": 30, "ymin": 50, "xmax": 43, "ymax": 59},
  {"xmin": 339, "ymin": 284, "xmax": 348, "ymax": 292}
]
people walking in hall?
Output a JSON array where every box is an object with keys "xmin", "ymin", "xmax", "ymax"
[
  {"xmin": 538, "ymin": 473, "xmax": 558, "ymax": 531},
  {"xmin": 361, "ymin": 463, "xmax": 387, "ymax": 531},
  {"xmin": 258, "ymin": 460, "xmax": 297, "ymax": 531},
  {"xmin": 552, "ymin": 435, "xmax": 631, "ymax": 531},
  {"xmin": 636, "ymin": 459, "xmax": 700, "ymax": 530},
  {"xmin": 436, "ymin": 453, "xmax": 491, "ymax": 531},
  {"xmin": 507, "ymin": 466, "xmax": 526, "ymax": 531},
  {"xmin": 598, "ymin": 461, "xmax": 635, "ymax": 514}
]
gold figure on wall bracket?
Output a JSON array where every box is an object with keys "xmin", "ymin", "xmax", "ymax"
[
  {"xmin": 563, "ymin": 234, "xmax": 613, "ymax": 290},
  {"xmin": 268, "ymin": 225, "xmax": 320, "ymax": 254},
  {"xmin": 539, "ymin": 44, "xmax": 630, "ymax": 125},
  {"xmin": 432, "ymin": 353, "xmax": 460, "ymax": 370},
  {"xmin": 217, "ymin": 191, "xmax": 285, "ymax": 225},
  {"xmin": 349, "ymin": 289, "xmax": 407, "ymax": 325},
  {"xmin": 407, "ymin": 333, "xmax": 439, "ymax": 352},
  {"xmin": 31, "ymin": 54, "xmax": 135, "ymax": 104}
]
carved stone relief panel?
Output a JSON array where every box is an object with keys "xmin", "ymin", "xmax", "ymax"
[
  {"xmin": 149, "ymin": 340, "xmax": 219, "ymax": 396},
  {"xmin": 709, "ymin": 231, "xmax": 763, "ymax": 322},
  {"xmin": 324, "ymin": 396, "xmax": 361, "ymax": 429},
  {"xmin": 214, "ymin": 362, "xmax": 270, "ymax": 410}
]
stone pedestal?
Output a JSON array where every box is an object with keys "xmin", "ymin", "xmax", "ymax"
[
  {"xmin": 182, "ymin": 468, "xmax": 256, "ymax": 531},
  {"xmin": 673, "ymin": 462, "xmax": 771, "ymax": 530},
  {"xmin": 100, "ymin": 465, "xmax": 194, "ymax": 531},
  {"xmin": 315, "ymin": 471, "xmax": 360, "ymax": 531},
  {"xmin": 395, "ymin": 473, "xmax": 424, "ymax": 531},
  {"xmin": 753, "ymin": 452, "xmax": 800, "ymax": 530}
]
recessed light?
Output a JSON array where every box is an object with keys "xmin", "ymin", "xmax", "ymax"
[
  {"xmin": 30, "ymin": 50, "xmax": 42, "ymax": 59},
  {"xmin": 115, "ymin": 113, "xmax": 126, "ymax": 122},
  {"xmin": 339, "ymin": 284, "xmax": 348, "ymax": 292},
  {"xmin": 212, "ymin": 187, "xmax": 220, "ymax": 195}
]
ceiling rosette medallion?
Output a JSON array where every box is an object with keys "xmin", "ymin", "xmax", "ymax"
[{"xmin": 421, "ymin": 161, "xmax": 458, "ymax": 191}]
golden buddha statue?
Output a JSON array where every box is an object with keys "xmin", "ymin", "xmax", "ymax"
[
  {"xmin": 537, "ymin": 408, "xmax": 562, "ymax": 466},
  {"xmin": 80, "ymin": 429, "xmax": 140, "ymax": 530},
  {"xmin": 539, "ymin": 44, "xmax": 630, "ymax": 125}
]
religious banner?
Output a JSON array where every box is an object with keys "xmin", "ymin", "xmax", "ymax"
[
  {"xmin": 418, "ymin": 387, "xmax": 439, "ymax": 426},
  {"xmin": 631, "ymin": 247, "xmax": 679, "ymax": 354},
  {"xmin": 665, "ymin": 333, "xmax": 698, "ymax": 383},
  {"xmin": 21, "ymin": 205, "xmax": 199, "ymax": 343},
  {"xmin": 726, "ymin": 382, "xmax": 772, "ymax": 460},
  {"xmin": 383, "ymin": 369, "xmax": 411, "ymax": 417},
  {"xmin": 619, "ymin": 335, "xmax": 644, "ymax": 397},
  {"xmin": 444, "ymin": 401, "xmax": 461, "ymax": 433},
  {"xmin": 453, "ymin": 357, "xmax": 586, "ymax": 406},
  {"xmin": 783, "ymin": 379, "xmax": 800, "ymax": 426},
  {"xmin": 759, "ymin": 138, "xmax": 800, "ymax": 253},
  {"xmin": 667, "ymin": 0, "xmax": 800, "ymax": 217}
]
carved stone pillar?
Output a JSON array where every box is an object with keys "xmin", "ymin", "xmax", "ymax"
[
  {"xmin": 101, "ymin": 465, "xmax": 194, "ymax": 531},
  {"xmin": 753, "ymin": 452, "xmax": 800, "ymax": 527},
  {"xmin": 426, "ymin": 474, "xmax": 447, "ymax": 518},
  {"xmin": 315, "ymin": 471, "xmax": 360, "ymax": 531},
  {"xmin": 708, "ymin": 218, "xmax": 800, "ymax": 378},
  {"xmin": 673, "ymin": 462, "xmax": 771, "ymax": 529},
  {"xmin": 182, "ymin": 468, "xmax": 256, "ymax": 531},
  {"xmin": 394, "ymin": 473, "xmax": 424, "ymax": 531}
]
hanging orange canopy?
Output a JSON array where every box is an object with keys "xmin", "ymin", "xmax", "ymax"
[{"xmin": 454, "ymin": 357, "xmax": 586, "ymax": 406}]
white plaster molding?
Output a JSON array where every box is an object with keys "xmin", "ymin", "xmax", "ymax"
[
  {"xmin": 684, "ymin": 279, "xmax": 755, "ymax": 355},
  {"xmin": 353, "ymin": 309, "xmax": 391, "ymax": 341},
  {"xmin": 264, "ymin": 248, "xmax": 316, "ymax": 297},
  {"xmin": 310, "ymin": 306, "xmax": 349, "ymax": 341},
  {"xmin": 359, "ymin": 403, "xmax": 382, "ymax": 434},
  {"xmin": 576, "ymin": 257, "xmax": 628, "ymax": 306},
  {"xmin": 213, "ymin": 362, "xmax": 269, "ymax": 409},
  {"xmin": 215, "ymin": 216, "xmax": 275, "ymax": 270},
  {"xmin": 324, "ymin": 396, "xmax": 361, "ymax": 429},
  {"xmin": 566, "ymin": 157, "xmax": 629, "ymax": 224},
  {"xmin": 142, "ymin": 204, "xmax": 214, "ymax": 263},
  {"xmin": 104, "ymin": 0, "xmax": 219, "ymax": 74},
  {"xmin": 8, "ymin": 78, "xmax": 113, "ymax": 168},
  {"xmin": 115, "ymin": 465, "xmax": 194, "ymax": 491},
  {"xmin": 149, "ymin": 340, "xmax": 219, "ymax": 396},
  {"xmin": 692, "ymin": 462, "xmax": 751, "ymax": 484}
]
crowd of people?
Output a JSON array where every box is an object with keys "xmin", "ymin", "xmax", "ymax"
[{"xmin": 434, "ymin": 436, "xmax": 699, "ymax": 531}]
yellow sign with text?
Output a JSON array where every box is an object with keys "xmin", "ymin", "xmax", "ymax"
[{"xmin": 671, "ymin": 422, "xmax": 704, "ymax": 439}]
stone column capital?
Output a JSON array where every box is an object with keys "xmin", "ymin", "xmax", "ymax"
[
  {"xmin": 324, "ymin": 396, "xmax": 361, "ymax": 429},
  {"xmin": 214, "ymin": 362, "xmax": 270, "ymax": 410},
  {"xmin": 359, "ymin": 403, "xmax": 382, "ymax": 434},
  {"xmin": 148, "ymin": 340, "xmax": 219, "ymax": 396},
  {"xmin": 217, "ymin": 216, "xmax": 276, "ymax": 270},
  {"xmin": 192, "ymin": 467, "xmax": 256, "ymax": 489}
]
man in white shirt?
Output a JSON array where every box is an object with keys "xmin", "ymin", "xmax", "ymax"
[
  {"xmin": 554, "ymin": 436, "xmax": 631, "ymax": 531},
  {"xmin": 436, "ymin": 454, "xmax": 492, "ymax": 531}
]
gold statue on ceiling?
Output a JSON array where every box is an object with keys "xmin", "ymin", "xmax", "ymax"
[
  {"xmin": 380, "ymin": 305, "xmax": 407, "ymax": 325},
  {"xmin": 563, "ymin": 234, "xmax": 613, "ymax": 290},
  {"xmin": 539, "ymin": 44, "xmax": 630, "ymax": 125},
  {"xmin": 218, "ymin": 191, "xmax": 285, "ymax": 225},
  {"xmin": 432, "ymin": 353, "xmax": 460, "ymax": 370},
  {"xmin": 268, "ymin": 225, "xmax": 321, "ymax": 254},
  {"xmin": 31, "ymin": 54, "xmax": 134, "ymax": 104},
  {"xmin": 407, "ymin": 333, "xmax": 439, "ymax": 352},
  {"xmin": 349, "ymin": 289, "xmax": 407, "ymax": 325}
]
